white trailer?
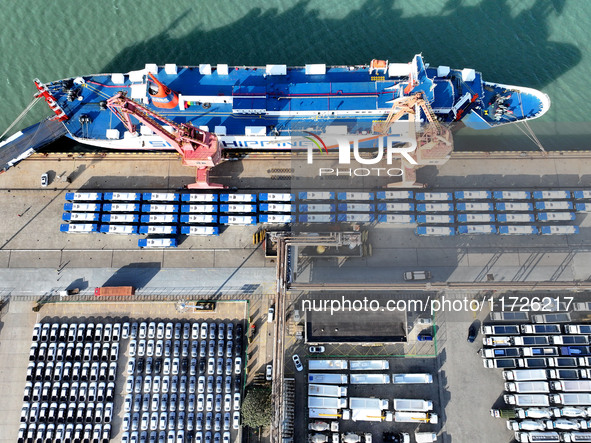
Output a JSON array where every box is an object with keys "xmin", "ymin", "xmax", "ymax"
[
  {"xmin": 552, "ymin": 407, "xmax": 591, "ymax": 418},
  {"xmin": 394, "ymin": 412, "xmax": 438, "ymax": 424},
  {"xmin": 484, "ymin": 336, "xmax": 514, "ymax": 347},
  {"xmin": 308, "ymin": 374, "xmax": 348, "ymax": 385},
  {"xmin": 350, "ymin": 374, "xmax": 391, "ymax": 384},
  {"xmin": 562, "ymin": 432, "xmax": 591, "ymax": 442},
  {"xmin": 392, "ymin": 373, "xmax": 433, "ymax": 384},
  {"xmin": 503, "ymin": 370, "xmax": 549, "ymax": 381},
  {"xmin": 308, "ymin": 360, "xmax": 348, "ymax": 371},
  {"xmin": 566, "ymin": 325, "xmax": 591, "ymax": 334},
  {"xmin": 515, "ymin": 432, "xmax": 561, "ymax": 442},
  {"xmin": 493, "ymin": 191, "xmax": 531, "ymax": 200},
  {"xmin": 349, "ymin": 360, "xmax": 389, "ymax": 371},
  {"xmin": 483, "ymin": 324, "xmax": 521, "ymax": 335},
  {"xmin": 504, "ymin": 381, "xmax": 550, "ymax": 393},
  {"xmin": 550, "ymin": 394, "xmax": 591, "ymax": 406},
  {"xmin": 349, "ymin": 398, "xmax": 388, "ymax": 410},
  {"xmin": 516, "ymin": 409, "xmax": 554, "ymax": 419},
  {"xmin": 308, "ymin": 384, "xmax": 348, "ymax": 398},
  {"xmin": 308, "ymin": 397, "xmax": 348, "ymax": 409},
  {"xmin": 350, "ymin": 409, "xmax": 390, "ymax": 422},
  {"xmin": 393, "ymin": 399, "xmax": 433, "ymax": 412},
  {"xmin": 308, "ymin": 408, "xmax": 341, "ymax": 419},
  {"xmin": 504, "ymin": 394, "xmax": 550, "ymax": 407},
  {"xmin": 550, "ymin": 380, "xmax": 591, "ymax": 392}
]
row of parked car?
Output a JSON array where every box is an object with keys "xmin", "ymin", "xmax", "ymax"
[
  {"xmin": 21, "ymin": 401, "xmax": 114, "ymax": 425},
  {"xmin": 27, "ymin": 359, "xmax": 118, "ymax": 384},
  {"xmin": 122, "ymin": 407, "xmax": 241, "ymax": 432},
  {"xmin": 32, "ymin": 323, "xmax": 122, "ymax": 344},
  {"xmin": 125, "ymin": 372, "xmax": 241, "ymax": 395},
  {"xmin": 30, "ymin": 340, "xmax": 120, "ymax": 363},
  {"xmin": 122, "ymin": 429, "xmax": 231, "ymax": 443},
  {"xmin": 24, "ymin": 380, "xmax": 116, "ymax": 404},
  {"xmin": 18, "ymin": 422, "xmax": 110, "ymax": 443},
  {"xmin": 122, "ymin": 389, "xmax": 241, "ymax": 413},
  {"xmin": 124, "ymin": 321, "xmax": 242, "ymax": 343},
  {"xmin": 129, "ymin": 337, "xmax": 242, "ymax": 361}
]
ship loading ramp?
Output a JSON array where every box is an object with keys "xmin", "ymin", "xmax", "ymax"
[{"xmin": 0, "ymin": 118, "xmax": 67, "ymax": 173}]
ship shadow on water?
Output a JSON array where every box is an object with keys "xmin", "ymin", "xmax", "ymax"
[
  {"xmin": 44, "ymin": 0, "xmax": 581, "ymax": 153},
  {"xmin": 99, "ymin": 0, "xmax": 577, "ymax": 91}
]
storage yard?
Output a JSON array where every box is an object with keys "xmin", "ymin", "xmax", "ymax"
[
  {"xmin": 2, "ymin": 151, "xmax": 591, "ymax": 443},
  {"xmin": 0, "ymin": 300, "xmax": 249, "ymax": 443}
]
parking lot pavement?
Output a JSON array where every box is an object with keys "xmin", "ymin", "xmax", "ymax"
[
  {"xmin": 436, "ymin": 300, "xmax": 513, "ymax": 443},
  {"xmin": 0, "ymin": 300, "xmax": 38, "ymax": 443},
  {"xmin": 245, "ymin": 295, "xmax": 274, "ymax": 386},
  {"xmin": 284, "ymin": 349, "xmax": 440, "ymax": 442}
]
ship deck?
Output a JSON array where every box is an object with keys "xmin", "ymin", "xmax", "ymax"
[{"xmin": 46, "ymin": 60, "xmax": 547, "ymax": 147}]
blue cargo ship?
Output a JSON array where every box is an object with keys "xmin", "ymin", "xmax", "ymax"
[{"xmin": 34, "ymin": 55, "xmax": 548, "ymax": 153}]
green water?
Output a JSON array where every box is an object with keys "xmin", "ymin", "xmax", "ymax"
[{"xmin": 1, "ymin": 0, "xmax": 588, "ymax": 149}]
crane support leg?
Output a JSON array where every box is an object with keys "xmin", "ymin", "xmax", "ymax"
[{"xmin": 188, "ymin": 167, "xmax": 225, "ymax": 189}]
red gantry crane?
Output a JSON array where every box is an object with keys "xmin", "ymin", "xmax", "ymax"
[{"xmin": 106, "ymin": 91, "xmax": 224, "ymax": 189}]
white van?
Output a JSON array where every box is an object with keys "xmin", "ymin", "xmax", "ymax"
[{"xmin": 403, "ymin": 271, "xmax": 432, "ymax": 281}]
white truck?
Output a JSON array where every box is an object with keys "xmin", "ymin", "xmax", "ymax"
[
  {"xmin": 550, "ymin": 394, "xmax": 591, "ymax": 406},
  {"xmin": 393, "ymin": 399, "xmax": 433, "ymax": 412},
  {"xmin": 349, "ymin": 360, "xmax": 389, "ymax": 371},
  {"xmin": 394, "ymin": 411, "xmax": 438, "ymax": 424},
  {"xmin": 350, "ymin": 374, "xmax": 391, "ymax": 384},
  {"xmin": 349, "ymin": 398, "xmax": 388, "ymax": 410},
  {"xmin": 503, "ymin": 369, "xmax": 549, "ymax": 381},
  {"xmin": 504, "ymin": 381, "xmax": 550, "ymax": 393},
  {"xmin": 308, "ymin": 360, "xmax": 348, "ymax": 371},
  {"xmin": 308, "ymin": 384, "xmax": 348, "ymax": 398},
  {"xmin": 308, "ymin": 374, "xmax": 349, "ymax": 385},
  {"xmin": 392, "ymin": 373, "xmax": 433, "ymax": 384},
  {"xmin": 550, "ymin": 380, "xmax": 591, "ymax": 392},
  {"xmin": 308, "ymin": 397, "xmax": 348, "ymax": 409},
  {"xmin": 504, "ymin": 394, "xmax": 550, "ymax": 407}
]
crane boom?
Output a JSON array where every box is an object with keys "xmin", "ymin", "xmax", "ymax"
[
  {"xmin": 107, "ymin": 91, "xmax": 224, "ymax": 189},
  {"xmin": 375, "ymin": 92, "xmax": 437, "ymax": 135}
]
